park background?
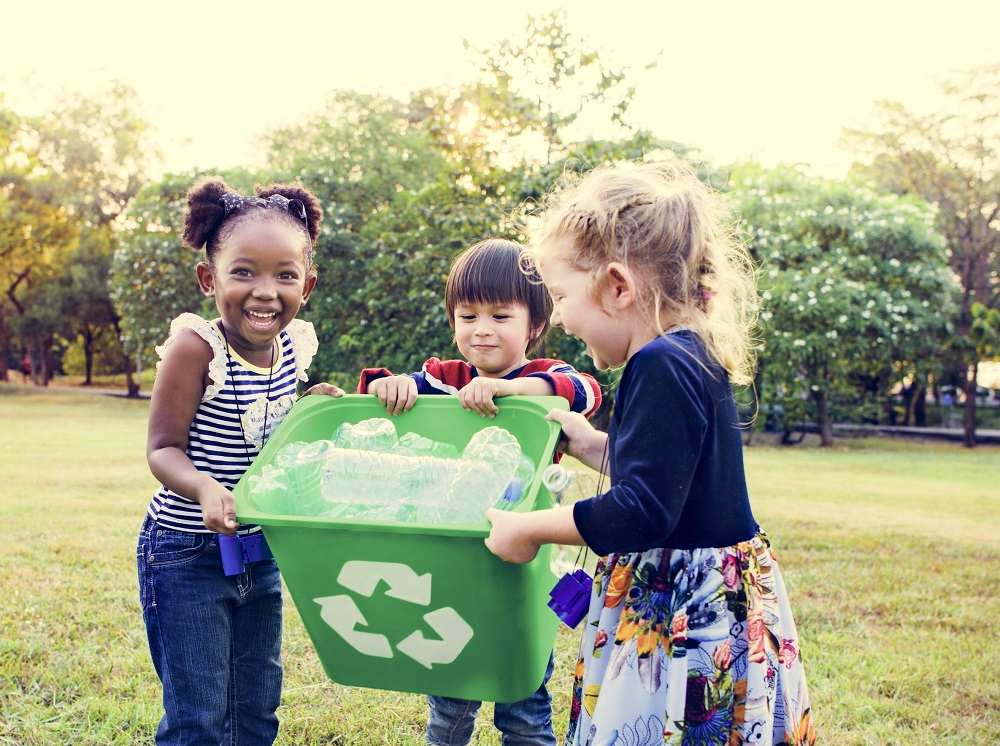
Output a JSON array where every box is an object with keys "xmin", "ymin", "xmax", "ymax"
[{"xmin": 1, "ymin": 1, "xmax": 999, "ymax": 743}]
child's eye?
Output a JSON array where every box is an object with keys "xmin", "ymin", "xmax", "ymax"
[
  {"xmin": 493, "ymin": 314, "xmax": 510, "ymax": 321},
  {"xmin": 278, "ymin": 271, "xmax": 298, "ymax": 281},
  {"xmin": 460, "ymin": 315, "xmax": 476, "ymax": 322},
  {"xmin": 234, "ymin": 268, "xmax": 253, "ymax": 277}
]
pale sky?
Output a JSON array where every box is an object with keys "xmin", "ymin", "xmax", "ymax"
[{"xmin": 2, "ymin": 0, "xmax": 998, "ymax": 179}]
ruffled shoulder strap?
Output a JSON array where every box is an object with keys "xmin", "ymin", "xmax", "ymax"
[
  {"xmin": 283, "ymin": 319, "xmax": 318, "ymax": 382},
  {"xmin": 154, "ymin": 313, "xmax": 230, "ymax": 402}
]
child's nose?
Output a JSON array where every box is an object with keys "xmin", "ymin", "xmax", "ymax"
[
  {"xmin": 253, "ymin": 279, "xmax": 278, "ymax": 299},
  {"xmin": 549, "ymin": 308, "xmax": 561, "ymax": 327}
]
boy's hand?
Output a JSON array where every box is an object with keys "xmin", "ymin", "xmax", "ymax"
[
  {"xmin": 369, "ymin": 375, "xmax": 418, "ymax": 415},
  {"xmin": 302, "ymin": 382, "xmax": 345, "ymax": 397},
  {"xmin": 459, "ymin": 378, "xmax": 511, "ymax": 417},
  {"xmin": 199, "ymin": 482, "xmax": 240, "ymax": 536}
]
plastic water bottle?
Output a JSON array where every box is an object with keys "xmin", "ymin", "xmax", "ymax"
[
  {"xmin": 541, "ymin": 464, "xmax": 599, "ymax": 575},
  {"xmin": 332, "ymin": 417, "xmax": 398, "ymax": 452},
  {"xmin": 250, "ymin": 418, "xmax": 538, "ymax": 524}
]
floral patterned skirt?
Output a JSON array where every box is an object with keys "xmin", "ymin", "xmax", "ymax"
[{"xmin": 567, "ymin": 532, "xmax": 815, "ymax": 746}]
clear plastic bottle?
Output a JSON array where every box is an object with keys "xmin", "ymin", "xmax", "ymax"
[
  {"xmin": 285, "ymin": 440, "xmax": 334, "ymax": 515},
  {"xmin": 542, "ymin": 464, "xmax": 599, "ymax": 574},
  {"xmin": 332, "ymin": 417, "xmax": 399, "ymax": 452}
]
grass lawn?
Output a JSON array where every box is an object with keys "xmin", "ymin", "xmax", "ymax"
[{"xmin": 1, "ymin": 383, "xmax": 998, "ymax": 745}]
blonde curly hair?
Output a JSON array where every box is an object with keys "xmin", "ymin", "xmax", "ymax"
[{"xmin": 527, "ymin": 160, "xmax": 758, "ymax": 385}]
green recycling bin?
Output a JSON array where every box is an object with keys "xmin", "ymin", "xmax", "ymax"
[{"xmin": 233, "ymin": 394, "xmax": 567, "ymax": 703}]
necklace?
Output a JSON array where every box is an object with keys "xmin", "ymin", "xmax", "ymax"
[{"xmin": 219, "ymin": 324, "xmax": 276, "ymax": 465}]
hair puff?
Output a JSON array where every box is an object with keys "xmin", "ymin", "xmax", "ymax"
[
  {"xmin": 254, "ymin": 182, "xmax": 324, "ymax": 244},
  {"xmin": 182, "ymin": 175, "xmax": 231, "ymax": 251}
]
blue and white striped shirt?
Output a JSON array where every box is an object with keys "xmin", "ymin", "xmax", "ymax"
[{"xmin": 146, "ymin": 314, "xmax": 316, "ymax": 533}]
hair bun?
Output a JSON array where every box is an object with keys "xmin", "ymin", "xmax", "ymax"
[
  {"xmin": 254, "ymin": 183, "xmax": 324, "ymax": 244},
  {"xmin": 182, "ymin": 175, "xmax": 231, "ymax": 250}
]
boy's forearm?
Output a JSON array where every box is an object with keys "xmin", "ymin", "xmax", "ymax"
[{"xmin": 506, "ymin": 377, "xmax": 556, "ymax": 396}]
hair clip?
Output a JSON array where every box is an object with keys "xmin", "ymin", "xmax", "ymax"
[{"xmin": 219, "ymin": 193, "xmax": 309, "ymax": 234}]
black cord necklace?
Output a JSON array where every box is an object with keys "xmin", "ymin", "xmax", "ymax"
[{"xmin": 219, "ymin": 324, "xmax": 276, "ymax": 466}]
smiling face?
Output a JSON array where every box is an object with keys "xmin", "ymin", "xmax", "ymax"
[
  {"xmin": 197, "ymin": 218, "xmax": 315, "ymax": 365},
  {"xmin": 537, "ymin": 237, "xmax": 635, "ymax": 371},
  {"xmin": 453, "ymin": 301, "xmax": 538, "ymax": 377}
]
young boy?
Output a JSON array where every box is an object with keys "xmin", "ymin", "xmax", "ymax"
[{"xmin": 357, "ymin": 238, "xmax": 601, "ymax": 746}]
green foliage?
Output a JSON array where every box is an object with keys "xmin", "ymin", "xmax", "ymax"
[
  {"xmin": 845, "ymin": 63, "xmax": 1000, "ymax": 383},
  {"xmin": 263, "ymin": 92, "xmax": 483, "ymax": 379},
  {"xmin": 465, "ymin": 9, "xmax": 650, "ymax": 164},
  {"xmin": 730, "ymin": 163, "xmax": 960, "ymax": 432},
  {"xmin": 111, "ymin": 172, "xmax": 210, "ymax": 366}
]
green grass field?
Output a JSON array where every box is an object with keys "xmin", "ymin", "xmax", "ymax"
[{"xmin": 1, "ymin": 384, "xmax": 998, "ymax": 745}]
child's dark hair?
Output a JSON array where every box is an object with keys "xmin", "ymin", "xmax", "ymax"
[
  {"xmin": 181, "ymin": 175, "xmax": 323, "ymax": 273},
  {"xmin": 445, "ymin": 239, "xmax": 551, "ymax": 356}
]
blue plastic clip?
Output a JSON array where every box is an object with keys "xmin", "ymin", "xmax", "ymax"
[
  {"xmin": 548, "ymin": 568, "xmax": 592, "ymax": 627},
  {"xmin": 219, "ymin": 533, "xmax": 274, "ymax": 576}
]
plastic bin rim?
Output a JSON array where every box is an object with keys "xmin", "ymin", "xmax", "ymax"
[{"xmin": 234, "ymin": 393, "xmax": 569, "ymax": 535}]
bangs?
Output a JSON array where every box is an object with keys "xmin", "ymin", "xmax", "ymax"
[{"xmin": 444, "ymin": 239, "xmax": 552, "ymax": 354}]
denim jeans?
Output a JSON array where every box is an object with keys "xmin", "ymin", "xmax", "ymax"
[
  {"xmin": 137, "ymin": 515, "xmax": 283, "ymax": 746},
  {"xmin": 426, "ymin": 652, "xmax": 556, "ymax": 746}
]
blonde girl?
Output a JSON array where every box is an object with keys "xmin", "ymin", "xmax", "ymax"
[{"xmin": 485, "ymin": 162, "xmax": 815, "ymax": 745}]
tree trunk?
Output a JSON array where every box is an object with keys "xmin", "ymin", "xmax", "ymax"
[
  {"xmin": 83, "ymin": 328, "xmax": 95, "ymax": 385},
  {"xmin": 0, "ymin": 311, "xmax": 8, "ymax": 382},
  {"xmin": 882, "ymin": 393, "xmax": 896, "ymax": 425},
  {"xmin": 962, "ymin": 362, "xmax": 978, "ymax": 448},
  {"xmin": 914, "ymin": 383, "xmax": 927, "ymax": 427},
  {"xmin": 905, "ymin": 378, "xmax": 926, "ymax": 427},
  {"xmin": 812, "ymin": 388, "xmax": 835, "ymax": 446},
  {"xmin": 42, "ymin": 334, "xmax": 56, "ymax": 385},
  {"xmin": 113, "ymin": 318, "xmax": 141, "ymax": 398}
]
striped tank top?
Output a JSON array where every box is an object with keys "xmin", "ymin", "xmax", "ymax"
[{"xmin": 146, "ymin": 313, "xmax": 318, "ymax": 532}]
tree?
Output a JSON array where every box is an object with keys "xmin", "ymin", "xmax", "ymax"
[
  {"xmin": 0, "ymin": 127, "xmax": 78, "ymax": 383},
  {"xmin": 264, "ymin": 91, "xmax": 507, "ymax": 383},
  {"xmin": 731, "ymin": 163, "xmax": 959, "ymax": 446},
  {"xmin": 464, "ymin": 9, "xmax": 652, "ymax": 165},
  {"xmin": 845, "ymin": 63, "xmax": 1000, "ymax": 446},
  {"xmin": 111, "ymin": 172, "xmax": 212, "ymax": 384},
  {"xmin": 6, "ymin": 84, "xmax": 153, "ymax": 392}
]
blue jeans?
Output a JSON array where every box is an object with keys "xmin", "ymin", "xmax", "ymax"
[
  {"xmin": 426, "ymin": 652, "xmax": 556, "ymax": 746},
  {"xmin": 137, "ymin": 515, "xmax": 283, "ymax": 746}
]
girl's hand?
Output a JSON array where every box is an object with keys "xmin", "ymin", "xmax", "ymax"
[
  {"xmin": 199, "ymin": 481, "xmax": 239, "ymax": 536},
  {"xmin": 458, "ymin": 378, "xmax": 509, "ymax": 418},
  {"xmin": 484, "ymin": 508, "xmax": 541, "ymax": 563},
  {"xmin": 368, "ymin": 375, "xmax": 418, "ymax": 415},
  {"xmin": 302, "ymin": 382, "xmax": 345, "ymax": 397},
  {"xmin": 546, "ymin": 409, "xmax": 609, "ymax": 472}
]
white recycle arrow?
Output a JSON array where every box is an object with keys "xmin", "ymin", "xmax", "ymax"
[
  {"xmin": 314, "ymin": 595, "xmax": 393, "ymax": 659},
  {"xmin": 337, "ymin": 560, "xmax": 432, "ymax": 605},
  {"xmin": 397, "ymin": 607, "xmax": 474, "ymax": 669}
]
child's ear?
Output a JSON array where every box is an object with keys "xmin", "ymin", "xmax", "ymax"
[
  {"xmin": 604, "ymin": 262, "xmax": 636, "ymax": 310},
  {"xmin": 196, "ymin": 262, "xmax": 216, "ymax": 297},
  {"xmin": 301, "ymin": 274, "xmax": 318, "ymax": 303}
]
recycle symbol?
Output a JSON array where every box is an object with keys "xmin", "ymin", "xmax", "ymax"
[{"xmin": 314, "ymin": 560, "xmax": 474, "ymax": 669}]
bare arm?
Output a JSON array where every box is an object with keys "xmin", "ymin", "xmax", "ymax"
[
  {"xmin": 484, "ymin": 505, "xmax": 585, "ymax": 563},
  {"xmin": 146, "ymin": 330, "xmax": 238, "ymax": 535},
  {"xmin": 546, "ymin": 409, "xmax": 609, "ymax": 472}
]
